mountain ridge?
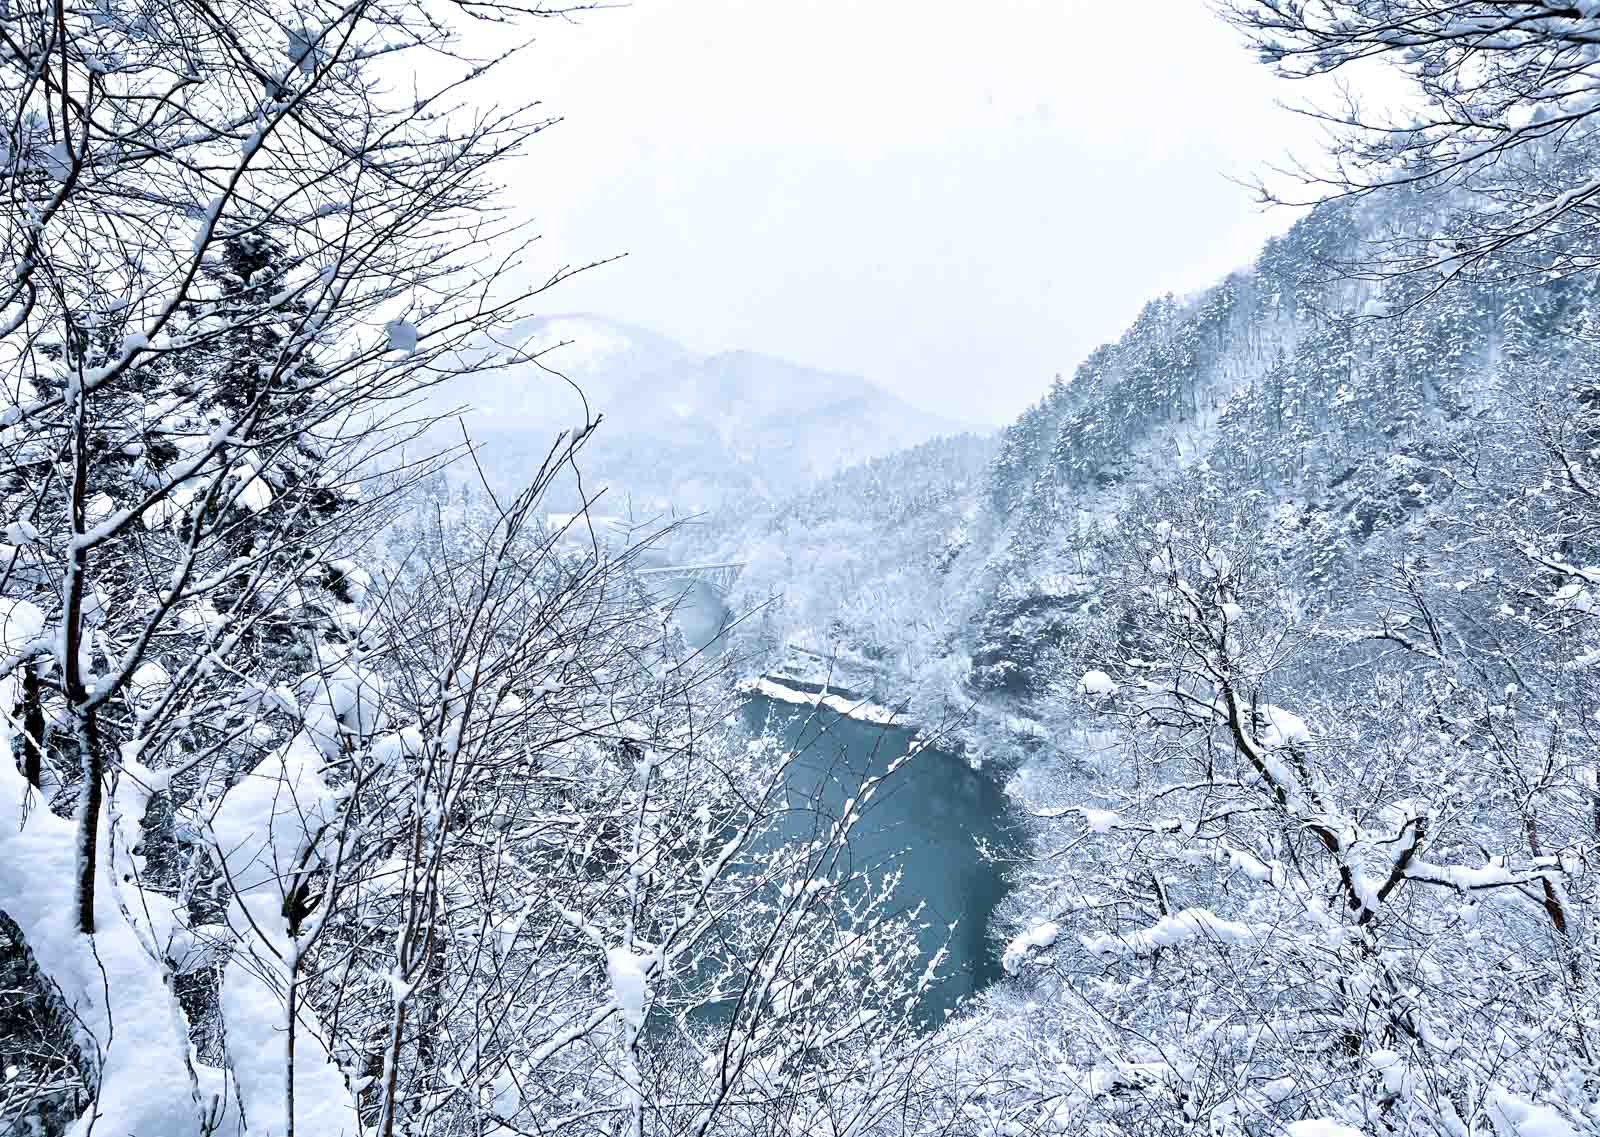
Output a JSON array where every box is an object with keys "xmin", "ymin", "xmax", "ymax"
[
  {"xmin": 423, "ymin": 313, "xmax": 974, "ymax": 513},
  {"xmin": 700, "ymin": 189, "xmax": 1588, "ymax": 751}
]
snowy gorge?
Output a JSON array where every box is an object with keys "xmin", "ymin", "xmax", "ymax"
[
  {"xmin": 673, "ymin": 188, "xmax": 1600, "ymax": 1136},
  {"xmin": 5, "ymin": 2, "xmax": 1600, "ymax": 1137}
]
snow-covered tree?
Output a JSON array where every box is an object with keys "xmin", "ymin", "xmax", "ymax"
[
  {"xmin": 0, "ymin": 0, "xmax": 626, "ymax": 1129},
  {"xmin": 964, "ymin": 463, "xmax": 1600, "ymax": 1137},
  {"xmin": 1222, "ymin": 0, "xmax": 1600, "ymax": 287}
]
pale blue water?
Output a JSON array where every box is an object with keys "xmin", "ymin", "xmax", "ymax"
[
  {"xmin": 666, "ymin": 579, "xmax": 1018, "ymax": 1021},
  {"xmin": 742, "ymin": 693, "xmax": 1019, "ymax": 1021}
]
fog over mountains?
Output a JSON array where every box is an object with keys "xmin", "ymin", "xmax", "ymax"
[{"xmin": 426, "ymin": 314, "xmax": 970, "ymax": 513}]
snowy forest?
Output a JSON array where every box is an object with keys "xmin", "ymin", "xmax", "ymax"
[{"xmin": 4, "ymin": 1, "xmax": 1600, "ymax": 1137}]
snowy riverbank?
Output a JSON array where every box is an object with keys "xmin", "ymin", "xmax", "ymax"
[{"xmin": 736, "ymin": 675, "xmax": 909, "ymax": 727}]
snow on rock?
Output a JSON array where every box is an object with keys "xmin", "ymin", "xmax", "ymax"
[
  {"xmin": 142, "ymin": 493, "xmax": 184, "ymax": 529},
  {"xmin": 1200, "ymin": 548, "xmax": 1232, "ymax": 579},
  {"xmin": 211, "ymin": 731, "xmax": 359, "ymax": 1136},
  {"xmin": 1366, "ymin": 1050, "xmax": 1412, "ymax": 1097},
  {"xmin": 1487, "ymin": 1089, "xmax": 1582, "ymax": 1137},
  {"xmin": 1077, "ymin": 669, "xmax": 1118, "ymax": 697},
  {"xmin": 1261, "ymin": 1076, "xmax": 1297, "ymax": 1102},
  {"xmin": 1259, "ymin": 705, "xmax": 1311, "ymax": 749},
  {"xmin": 607, "ymin": 946, "xmax": 649, "ymax": 1030},
  {"xmin": 164, "ymin": 921, "xmax": 224, "ymax": 976},
  {"xmin": 0, "ymin": 597, "xmax": 44, "ymax": 653},
  {"xmin": 737, "ymin": 676, "xmax": 902, "ymax": 725},
  {"xmin": 176, "ymin": 599, "xmax": 227, "ymax": 633},
  {"xmin": 128, "ymin": 659, "xmax": 170, "ymax": 705},
  {"xmin": 1547, "ymin": 582, "xmax": 1597, "ymax": 613},
  {"xmin": 324, "ymin": 558, "xmax": 372, "ymax": 606},
  {"xmin": 483, "ymin": 1059, "xmax": 525, "ymax": 1124},
  {"xmin": 230, "ymin": 467, "xmax": 273, "ymax": 512},
  {"xmin": 371, "ymin": 725, "xmax": 426, "ymax": 764},
  {"xmin": 1082, "ymin": 808, "xmax": 1120, "ymax": 833},
  {"xmin": 297, "ymin": 644, "xmax": 387, "ymax": 757},
  {"xmin": 1002, "ymin": 921, "xmax": 1060, "ymax": 974},
  {"xmin": 1080, "ymin": 907, "xmax": 1254, "ymax": 959},
  {"xmin": 1228, "ymin": 846, "xmax": 1279, "ymax": 883}
]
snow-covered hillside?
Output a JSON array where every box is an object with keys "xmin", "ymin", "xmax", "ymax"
[
  {"xmin": 704, "ymin": 191, "xmax": 1600, "ymax": 731},
  {"xmin": 679, "ymin": 178, "xmax": 1600, "ymax": 1137},
  {"xmin": 424, "ymin": 314, "xmax": 969, "ymax": 513}
]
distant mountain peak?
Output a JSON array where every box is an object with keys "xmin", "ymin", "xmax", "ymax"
[
  {"xmin": 496, "ymin": 312, "xmax": 690, "ymax": 374},
  {"xmin": 423, "ymin": 314, "xmax": 977, "ymax": 511}
]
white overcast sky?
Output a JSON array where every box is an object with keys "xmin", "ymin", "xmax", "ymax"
[{"xmin": 486, "ymin": 0, "xmax": 1333, "ymax": 426}]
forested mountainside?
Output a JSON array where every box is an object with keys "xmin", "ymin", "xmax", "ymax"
[
  {"xmin": 712, "ymin": 190, "xmax": 1597, "ymax": 728},
  {"xmin": 15, "ymin": 0, "xmax": 1600, "ymax": 1132},
  {"xmin": 714, "ymin": 431, "xmax": 997, "ymax": 678},
  {"xmin": 421, "ymin": 314, "xmax": 967, "ymax": 513},
  {"xmin": 699, "ymin": 177, "xmax": 1600, "ymax": 1134},
  {"xmin": 970, "ymin": 198, "xmax": 1488, "ymax": 699}
]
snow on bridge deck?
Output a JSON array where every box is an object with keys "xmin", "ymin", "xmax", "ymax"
[{"xmin": 635, "ymin": 561, "xmax": 746, "ymax": 593}]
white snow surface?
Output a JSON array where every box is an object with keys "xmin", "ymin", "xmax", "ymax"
[
  {"xmin": 85, "ymin": 491, "xmax": 115, "ymax": 523},
  {"xmin": 1081, "ymin": 907, "xmax": 1254, "ymax": 959},
  {"xmin": 1261, "ymin": 1076, "xmax": 1297, "ymax": 1102},
  {"xmin": 0, "ymin": 596, "xmax": 44, "ymax": 653},
  {"xmin": 297, "ymin": 643, "xmax": 387, "ymax": 756},
  {"xmin": 607, "ymin": 946, "xmax": 649, "ymax": 1031},
  {"xmin": 1002, "ymin": 921, "xmax": 1060, "ymax": 974},
  {"xmin": 1259, "ymin": 704, "xmax": 1311, "ymax": 749},
  {"xmin": 1077, "ymin": 669, "xmax": 1118, "ymax": 696},
  {"xmin": 232, "ymin": 467, "xmax": 274, "ymax": 512},
  {"xmin": 738, "ymin": 676, "xmax": 902, "ymax": 725},
  {"xmin": 1082, "ymin": 808, "xmax": 1120, "ymax": 833},
  {"xmin": 210, "ymin": 731, "xmax": 360, "ymax": 1136},
  {"xmin": 0, "ymin": 736, "xmax": 239, "ymax": 1136},
  {"xmin": 1488, "ymin": 1088, "xmax": 1582, "ymax": 1137},
  {"xmin": 1287, "ymin": 1121, "xmax": 1363, "ymax": 1137},
  {"xmin": 128, "ymin": 659, "xmax": 171, "ymax": 704}
]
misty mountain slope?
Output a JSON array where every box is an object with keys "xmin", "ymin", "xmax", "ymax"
[
  {"xmin": 709, "ymin": 191, "xmax": 1599, "ymax": 736},
  {"xmin": 696, "ymin": 190, "xmax": 1600, "ymax": 1119},
  {"xmin": 699, "ymin": 431, "xmax": 998, "ymax": 680},
  {"xmin": 423, "ymin": 314, "xmax": 968, "ymax": 513}
]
